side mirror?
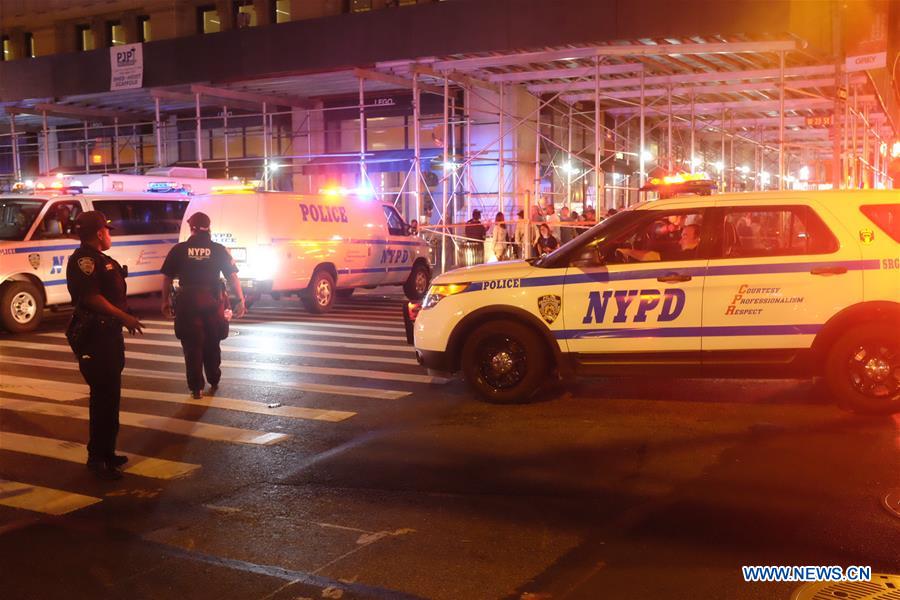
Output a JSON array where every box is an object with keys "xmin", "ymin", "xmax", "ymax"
[{"xmin": 569, "ymin": 247, "xmax": 603, "ymax": 268}]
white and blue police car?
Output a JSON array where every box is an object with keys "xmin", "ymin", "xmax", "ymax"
[{"xmin": 411, "ymin": 190, "xmax": 900, "ymax": 414}]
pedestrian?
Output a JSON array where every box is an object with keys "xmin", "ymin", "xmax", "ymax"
[
  {"xmin": 533, "ymin": 223, "xmax": 559, "ymax": 256},
  {"xmin": 559, "ymin": 206, "xmax": 574, "ymax": 244},
  {"xmin": 492, "ymin": 211, "xmax": 509, "ymax": 261},
  {"xmin": 464, "ymin": 209, "xmax": 486, "ymax": 264},
  {"xmin": 65, "ymin": 211, "xmax": 145, "ymax": 481},
  {"xmin": 161, "ymin": 212, "xmax": 246, "ymax": 399},
  {"xmin": 544, "ymin": 203, "xmax": 561, "ymax": 239},
  {"xmin": 513, "ymin": 209, "xmax": 527, "ymax": 259}
]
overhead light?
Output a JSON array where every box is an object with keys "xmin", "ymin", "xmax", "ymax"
[
  {"xmin": 640, "ymin": 150, "xmax": 653, "ymax": 162},
  {"xmin": 892, "ymin": 141, "xmax": 900, "ymax": 158},
  {"xmin": 713, "ymin": 161, "xmax": 724, "ymax": 172},
  {"xmin": 739, "ymin": 165, "xmax": 751, "ymax": 174},
  {"xmin": 799, "ymin": 166, "xmax": 810, "ymax": 181},
  {"xmin": 760, "ymin": 171, "xmax": 771, "ymax": 185},
  {"xmin": 267, "ymin": 162, "xmax": 280, "ymax": 171}
]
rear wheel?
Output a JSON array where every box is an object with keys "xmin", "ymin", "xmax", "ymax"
[
  {"xmin": 404, "ymin": 262, "xmax": 431, "ymax": 301},
  {"xmin": 825, "ymin": 322, "xmax": 900, "ymax": 415},
  {"xmin": 301, "ymin": 270, "xmax": 335, "ymax": 314},
  {"xmin": 0, "ymin": 281, "xmax": 44, "ymax": 333},
  {"xmin": 461, "ymin": 319, "xmax": 549, "ymax": 403}
]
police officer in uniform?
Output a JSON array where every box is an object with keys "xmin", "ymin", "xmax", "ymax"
[
  {"xmin": 66, "ymin": 211, "xmax": 145, "ymax": 481},
  {"xmin": 161, "ymin": 212, "xmax": 245, "ymax": 399}
]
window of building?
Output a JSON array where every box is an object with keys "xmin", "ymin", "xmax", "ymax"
[
  {"xmin": 274, "ymin": 0, "xmax": 291, "ymax": 23},
  {"xmin": 198, "ymin": 6, "xmax": 221, "ymax": 34},
  {"xmin": 1, "ymin": 36, "xmax": 9, "ymax": 61},
  {"xmin": 76, "ymin": 25, "xmax": 95, "ymax": 51},
  {"xmin": 24, "ymin": 32, "xmax": 35, "ymax": 58},
  {"xmin": 138, "ymin": 16, "xmax": 152, "ymax": 42},
  {"xmin": 351, "ymin": 0, "xmax": 373, "ymax": 12},
  {"xmin": 108, "ymin": 21, "xmax": 126, "ymax": 46},
  {"xmin": 234, "ymin": 1, "xmax": 257, "ymax": 28}
]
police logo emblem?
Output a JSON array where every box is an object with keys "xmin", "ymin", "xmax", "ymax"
[
  {"xmin": 77, "ymin": 257, "xmax": 95, "ymax": 275},
  {"xmin": 27, "ymin": 253, "xmax": 40, "ymax": 270},
  {"xmin": 859, "ymin": 228, "xmax": 875, "ymax": 244},
  {"xmin": 537, "ymin": 294, "xmax": 561, "ymax": 324}
]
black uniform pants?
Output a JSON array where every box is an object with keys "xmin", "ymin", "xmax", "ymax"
[
  {"xmin": 175, "ymin": 287, "xmax": 226, "ymax": 392},
  {"xmin": 78, "ymin": 331, "xmax": 125, "ymax": 463}
]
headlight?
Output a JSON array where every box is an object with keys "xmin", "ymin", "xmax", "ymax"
[
  {"xmin": 422, "ymin": 282, "xmax": 469, "ymax": 309},
  {"xmin": 248, "ymin": 245, "xmax": 278, "ymax": 280}
]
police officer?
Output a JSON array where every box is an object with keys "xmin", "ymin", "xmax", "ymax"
[
  {"xmin": 66, "ymin": 211, "xmax": 144, "ymax": 481},
  {"xmin": 160, "ymin": 212, "xmax": 245, "ymax": 399}
]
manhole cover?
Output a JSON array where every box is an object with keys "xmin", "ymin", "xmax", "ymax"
[
  {"xmin": 884, "ymin": 490, "xmax": 900, "ymax": 520},
  {"xmin": 792, "ymin": 573, "xmax": 900, "ymax": 600}
]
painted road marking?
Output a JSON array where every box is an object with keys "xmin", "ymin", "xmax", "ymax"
[
  {"xmin": 0, "ymin": 432, "xmax": 200, "ymax": 479},
  {"xmin": 0, "ymin": 356, "xmax": 412, "ymax": 400},
  {"xmin": 0, "ymin": 479, "xmax": 101, "ymax": 515},
  {"xmin": 38, "ymin": 334, "xmax": 417, "ymax": 366},
  {"xmin": 104, "ymin": 325, "xmax": 408, "ymax": 343},
  {"xmin": 0, "ymin": 341, "xmax": 444, "ymax": 385},
  {"xmin": 0, "ymin": 374, "xmax": 356, "ymax": 422},
  {"xmin": 142, "ymin": 319, "xmax": 405, "ymax": 337},
  {"xmin": 0, "ymin": 397, "xmax": 288, "ymax": 445}
]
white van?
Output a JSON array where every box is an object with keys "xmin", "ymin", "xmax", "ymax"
[
  {"xmin": 180, "ymin": 188, "xmax": 432, "ymax": 313},
  {"xmin": 32, "ymin": 170, "xmax": 233, "ymax": 196},
  {"xmin": 0, "ymin": 188, "xmax": 192, "ymax": 332}
]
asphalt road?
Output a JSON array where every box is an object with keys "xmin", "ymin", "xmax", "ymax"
[{"xmin": 1, "ymin": 291, "xmax": 898, "ymax": 600}]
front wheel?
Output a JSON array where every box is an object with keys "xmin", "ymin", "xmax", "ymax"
[
  {"xmin": 825, "ymin": 322, "xmax": 900, "ymax": 415},
  {"xmin": 0, "ymin": 281, "xmax": 44, "ymax": 333},
  {"xmin": 461, "ymin": 319, "xmax": 549, "ymax": 403},
  {"xmin": 301, "ymin": 270, "xmax": 335, "ymax": 314},
  {"xmin": 404, "ymin": 262, "xmax": 431, "ymax": 301}
]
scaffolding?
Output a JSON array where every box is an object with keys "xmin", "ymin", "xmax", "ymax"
[{"xmin": 1, "ymin": 37, "xmax": 896, "ymax": 272}]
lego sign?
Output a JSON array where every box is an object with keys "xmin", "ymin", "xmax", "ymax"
[{"xmin": 110, "ymin": 43, "xmax": 143, "ymax": 91}]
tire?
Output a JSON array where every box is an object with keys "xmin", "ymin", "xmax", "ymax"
[
  {"xmin": 461, "ymin": 319, "xmax": 549, "ymax": 403},
  {"xmin": 301, "ymin": 269, "xmax": 335, "ymax": 314},
  {"xmin": 403, "ymin": 262, "xmax": 431, "ymax": 301},
  {"xmin": 0, "ymin": 280, "xmax": 44, "ymax": 333},
  {"xmin": 824, "ymin": 322, "xmax": 900, "ymax": 415},
  {"xmin": 336, "ymin": 288, "xmax": 355, "ymax": 299}
]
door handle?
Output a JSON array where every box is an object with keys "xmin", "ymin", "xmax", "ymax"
[
  {"xmin": 810, "ymin": 266, "xmax": 847, "ymax": 276},
  {"xmin": 657, "ymin": 273, "xmax": 692, "ymax": 283}
]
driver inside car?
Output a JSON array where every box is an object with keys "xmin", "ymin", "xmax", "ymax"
[{"xmin": 616, "ymin": 222, "xmax": 701, "ymax": 262}]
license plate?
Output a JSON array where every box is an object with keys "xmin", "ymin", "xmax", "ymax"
[{"xmin": 229, "ymin": 247, "xmax": 247, "ymax": 262}]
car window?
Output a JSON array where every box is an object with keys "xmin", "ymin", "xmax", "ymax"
[
  {"xmin": 91, "ymin": 199, "xmax": 188, "ymax": 236},
  {"xmin": 860, "ymin": 204, "xmax": 900, "ymax": 243},
  {"xmin": 716, "ymin": 205, "xmax": 838, "ymax": 258},
  {"xmin": 382, "ymin": 205, "xmax": 406, "ymax": 236},
  {"xmin": 0, "ymin": 198, "xmax": 46, "ymax": 241},
  {"xmin": 31, "ymin": 200, "xmax": 82, "ymax": 240},
  {"xmin": 602, "ymin": 210, "xmax": 705, "ymax": 264}
]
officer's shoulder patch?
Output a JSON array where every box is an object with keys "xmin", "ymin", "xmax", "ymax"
[
  {"xmin": 77, "ymin": 257, "xmax": 95, "ymax": 275},
  {"xmin": 105, "ymin": 262, "xmax": 114, "ymax": 271}
]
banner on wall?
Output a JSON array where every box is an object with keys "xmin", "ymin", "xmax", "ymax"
[
  {"xmin": 844, "ymin": 0, "xmax": 888, "ymax": 72},
  {"xmin": 110, "ymin": 43, "xmax": 143, "ymax": 91}
]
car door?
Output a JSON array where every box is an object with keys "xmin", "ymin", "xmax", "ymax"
[
  {"xmin": 560, "ymin": 207, "xmax": 711, "ymax": 366},
  {"xmin": 27, "ymin": 198, "xmax": 84, "ymax": 305},
  {"xmin": 380, "ymin": 204, "xmax": 415, "ymax": 284},
  {"xmin": 701, "ymin": 202, "xmax": 862, "ymax": 358}
]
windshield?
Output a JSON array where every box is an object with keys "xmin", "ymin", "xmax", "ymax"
[
  {"xmin": 534, "ymin": 209, "xmax": 635, "ymax": 268},
  {"xmin": 0, "ymin": 198, "xmax": 47, "ymax": 241}
]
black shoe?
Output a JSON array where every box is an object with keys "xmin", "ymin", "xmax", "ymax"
[
  {"xmin": 87, "ymin": 460, "xmax": 123, "ymax": 481},
  {"xmin": 208, "ymin": 383, "xmax": 219, "ymax": 394},
  {"xmin": 191, "ymin": 390, "xmax": 202, "ymax": 399},
  {"xmin": 108, "ymin": 454, "xmax": 128, "ymax": 467}
]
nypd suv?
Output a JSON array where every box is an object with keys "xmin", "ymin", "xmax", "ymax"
[{"xmin": 412, "ymin": 191, "xmax": 900, "ymax": 415}]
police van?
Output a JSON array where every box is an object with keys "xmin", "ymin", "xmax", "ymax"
[
  {"xmin": 0, "ymin": 180, "xmax": 213, "ymax": 333},
  {"xmin": 411, "ymin": 191, "xmax": 900, "ymax": 415},
  {"xmin": 179, "ymin": 187, "xmax": 432, "ymax": 313}
]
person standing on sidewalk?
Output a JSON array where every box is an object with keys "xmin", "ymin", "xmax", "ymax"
[
  {"xmin": 66, "ymin": 211, "xmax": 145, "ymax": 481},
  {"xmin": 161, "ymin": 212, "xmax": 246, "ymax": 399}
]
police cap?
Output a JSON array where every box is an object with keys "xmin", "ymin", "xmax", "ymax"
[
  {"xmin": 75, "ymin": 211, "xmax": 114, "ymax": 235},
  {"xmin": 187, "ymin": 212, "xmax": 211, "ymax": 230}
]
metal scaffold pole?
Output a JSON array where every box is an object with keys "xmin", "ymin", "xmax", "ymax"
[
  {"xmin": 412, "ymin": 72, "xmax": 422, "ymax": 221},
  {"xmin": 154, "ymin": 97, "xmax": 163, "ymax": 167},
  {"xmin": 499, "ymin": 83, "xmax": 505, "ymax": 213},
  {"xmin": 638, "ymin": 70, "xmax": 645, "ymax": 189},
  {"xmin": 778, "ymin": 50, "xmax": 785, "ymax": 190},
  {"xmin": 195, "ymin": 92, "xmax": 203, "ymax": 169},
  {"xmin": 689, "ymin": 90, "xmax": 695, "ymax": 174},
  {"xmin": 441, "ymin": 76, "xmax": 450, "ymax": 273},
  {"xmin": 9, "ymin": 115, "xmax": 20, "ymax": 180},
  {"xmin": 83, "ymin": 120, "xmax": 90, "ymax": 175},
  {"xmin": 114, "ymin": 118, "xmax": 120, "ymax": 173},
  {"xmin": 41, "ymin": 110, "xmax": 50, "ymax": 176},
  {"xmin": 359, "ymin": 76, "xmax": 366, "ymax": 187},
  {"xmin": 667, "ymin": 83, "xmax": 673, "ymax": 172},
  {"xmin": 262, "ymin": 101, "xmax": 268, "ymax": 189},
  {"xmin": 851, "ymin": 86, "xmax": 858, "ymax": 188},
  {"xmin": 594, "ymin": 56, "xmax": 602, "ymax": 211},
  {"xmin": 223, "ymin": 106, "xmax": 229, "ymax": 178},
  {"xmin": 566, "ymin": 103, "xmax": 573, "ymax": 207}
]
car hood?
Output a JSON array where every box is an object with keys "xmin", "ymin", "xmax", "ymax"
[{"xmin": 431, "ymin": 260, "xmax": 540, "ymax": 285}]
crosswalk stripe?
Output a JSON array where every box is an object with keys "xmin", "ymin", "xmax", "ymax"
[
  {"xmin": 0, "ymin": 479, "xmax": 101, "ymax": 515},
  {"xmin": 141, "ymin": 318, "xmax": 402, "ymax": 333},
  {"xmin": 0, "ymin": 355, "xmax": 412, "ymax": 400},
  {"xmin": 36, "ymin": 334, "xmax": 418, "ymax": 366},
  {"xmin": 251, "ymin": 308, "xmax": 399, "ymax": 320},
  {"xmin": 0, "ymin": 340, "xmax": 441, "ymax": 384},
  {"xmin": 0, "ymin": 397, "xmax": 288, "ymax": 445},
  {"xmin": 0, "ymin": 432, "xmax": 200, "ymax": 479},
  {"xmin": 254, "ymin": 305, "xmax": 401, "ymax": 316},
  {"xmin": 127, "ymin": 325, "xmax": 408, "ymax": 343},
  {"xmin": 0, "ymin": 374, "xmax": 357, "ymax": 422}
]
